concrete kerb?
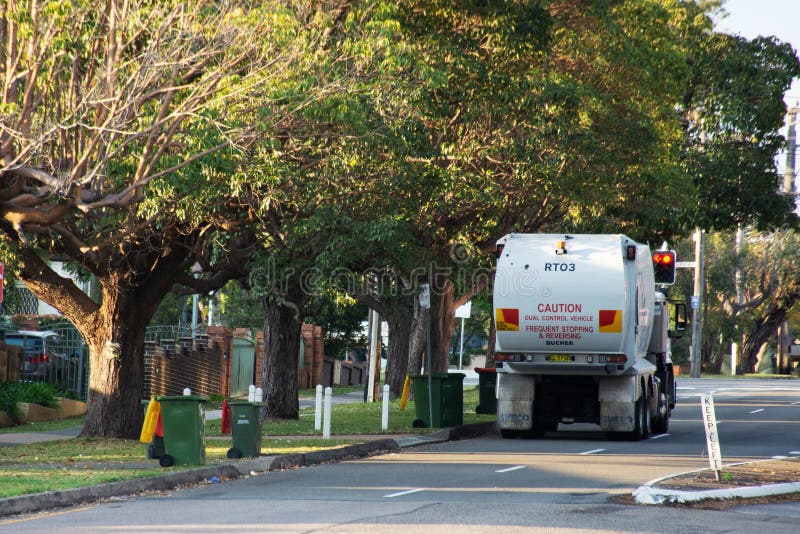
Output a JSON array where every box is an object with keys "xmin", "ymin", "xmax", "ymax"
[
  {"xmin": 0, "ymin": 421, "xmax": 497, "ymax": 518},
  {"xmin": 633, "ymin": 462, "xmax": 800, "ymax": 505}
]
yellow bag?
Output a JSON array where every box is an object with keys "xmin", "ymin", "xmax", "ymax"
[
  {"xmin": 139, "ymin": 397, "xmax": 161, "ymax": 444},
  {"xmin": 399, "ymin": 375, "xmax": 411, "ymax": 411}
]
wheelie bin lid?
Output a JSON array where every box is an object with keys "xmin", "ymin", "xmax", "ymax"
[
  {"xmin": 228, "ymin": 399, "xmax": 264, "ymax": 406},
  {"xmin": 155, "ymin": 395, "xmax": 209, "ymax": 402},
  {"xmin": 474, "ymin": 367, "xmax": 497, "ymax": 373},
  {"xmin": 409, "ymin": 373, "xmax": 466, "ymax": 378}
]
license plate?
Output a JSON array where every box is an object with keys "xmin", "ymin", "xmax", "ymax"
[{"xmin": 546, "ymin": 354, "xmax": 573, "ymax": 362}]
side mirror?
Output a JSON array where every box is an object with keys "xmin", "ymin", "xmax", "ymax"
[{"xmin": 668, "ymin": 301, "xmax": 687, "ymax": 338}]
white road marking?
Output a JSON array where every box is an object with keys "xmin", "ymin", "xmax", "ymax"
[
  {"xmin": 791, "ymin": 401, "xmax": 800, "ymax": 405},
  {"xmin": 749, "ymin": 409, "xmax": 765, "ymax": 414},
  {"xmin": 789, "ymin": 451, "xmax": 800, "ymax": 455},
  {"xmin": 649, "ymin": 433, "xmax": 670, "ymax": 439},
  {"xmin": 579, "ymin": 448, "xmax": 606, "ymax": 455},
  {"xmin": 495, "ymin": 465, "xmax": 526, "ymax": 473},
  {"xmin": 384, "ymin": 488, "xmax": 425, "ymax": 498}
]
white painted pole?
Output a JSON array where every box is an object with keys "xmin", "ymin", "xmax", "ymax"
[
  {"xmin": 731, "ymin": 343, "xmax": 738, "ymax": 376},
  {"xmin": 315, "ymin": 384, "xmax": 323, "ymax": 431},
  {"xmin": 323, "ymin": 386, "xmax": 332, "ymax": 439},
  {"xmin": 458, "ymin": 317, "xmax": 465, "ymax": 370},
  {"xmin": 381, "ymin": 384, "xmax": 390, "ymax": 430}
]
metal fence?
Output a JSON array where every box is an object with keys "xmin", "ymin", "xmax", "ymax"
[
  {"xmin": 4, "ymin": 320, "xmax": 90, "ymax": 399},
  {"xmin": 3, "ymin": 322, "xmax": 205, "ymax": 401}
]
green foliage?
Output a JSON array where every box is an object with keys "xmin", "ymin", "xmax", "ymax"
[
  {"xmin": 670, "ymin": 228, "xmax": 800, "ymax": 372},
  {"xmin": 0, "ymin": 381, "xmax": 63, "ymax": 422},
  {"xmin": 684, "ymin": 32, "xmax": 800, "ymax": 232},
  {"xmin": 217, "ymin": 281, "xmax": 264, "ymax": 330}
]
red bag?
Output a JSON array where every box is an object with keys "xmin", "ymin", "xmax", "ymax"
[
  {"xmin": 221, "ymin": 399, "xmax": 232, "ymax": 434},
  {"xmin": 154, "ymin": 412, "xmax": 164, "ymax": 438}
]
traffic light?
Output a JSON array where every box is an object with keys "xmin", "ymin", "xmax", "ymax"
[{"xmin": 652, "ymin": 250, "xmax": 676, "ymax": 285}]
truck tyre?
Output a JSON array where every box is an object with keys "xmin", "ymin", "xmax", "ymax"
[
  {"xmin": 533, "ymin": 420, "xmax": 558, "ymax": 436},
  {"xmin": 652, "ymin": 411, "xmax": 670, "ymax": 435},
  {"xmin": 652, "ymin": 392, "xmax": 670, "ymax": 434},
  {"xmin": 625, "ymin": 396, "xmax": 646, "ymax": 441},
  {"xmin": 642, "ymin": 393, "xmax": 651, "ymax": 439}
]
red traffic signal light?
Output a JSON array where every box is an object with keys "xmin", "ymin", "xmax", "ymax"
[{"xmin": 652, "ymin": 250, "xmax": 676, "ymax": 285}]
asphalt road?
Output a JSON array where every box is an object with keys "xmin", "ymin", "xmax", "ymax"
[{"xmin": 2, "ymin": 378, "xmax": 800, "ymax": 533}]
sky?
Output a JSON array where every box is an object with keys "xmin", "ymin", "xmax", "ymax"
[{"xmin": 712, "ymin": 0, "xmax": 800, "ymax": 103}]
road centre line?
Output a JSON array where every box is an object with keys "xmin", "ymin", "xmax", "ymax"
[
  {"xmin": 649, "ymin": 433, "xmax": 670, "ymax": 439},
  {"xmin": 750, "ymin": 409, "xmax": 765, "ymax": 414},
  {"xmin": 384, "ymin": 488, "xmax": 425, "ymax": 498},
  {"xmin": 791, "ymin": 401, "xmax": 800, "ymax": 405},
  {"xmin": 495, "ymin": 465, "xmax": 526, "ymax": 473},
  {"xmin": 579, "ymin": 449, "xmax": 606, "ymax": 455}
]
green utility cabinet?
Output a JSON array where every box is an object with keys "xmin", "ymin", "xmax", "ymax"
[
  {"xmin": 227, "ymin": 400, "xmax": 263, "ymax": 459},
  {"xmin": 410, "ymin": 373, "xmax": 465, "ymax": 428},
  {"xmin": 155, "ymin": 395, "xmax": 208, "ymax": 466},
  {"xmin": 474, "ymin": 367, "xmax": 498, "ymax": 414}
]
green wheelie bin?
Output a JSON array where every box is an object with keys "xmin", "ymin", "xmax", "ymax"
[
  {"xmin": 474, "ymin": 367, "xmax": 497, "ymax": 414},
  {"xmin": 155, "ymin": 394, "xmax": 208, "ymax": 467},
  {"xmin": 226, "ymin": 400, "xmax": 263, "ymax": 459},
  {"xmin": 410, "ymin": 373, "xmax": 465, "ymax": 428}
]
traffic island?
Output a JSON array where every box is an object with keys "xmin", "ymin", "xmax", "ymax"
[{"xmin": 633, "ymin": 458, "xmax": 800, "ymax": 504}]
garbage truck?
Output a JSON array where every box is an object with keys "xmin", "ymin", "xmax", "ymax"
[{"xmin": 492, "ymin": 233, "xmax": 685, "ymax": 440}]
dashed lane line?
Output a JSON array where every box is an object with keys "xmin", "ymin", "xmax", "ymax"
[
  {"xmin": 384, "ymin": 488, "xmax": 425, "ymax": 498},
  {"xmin": 495, "ymin": 465, "xmax": 526, "ymax": 473}
]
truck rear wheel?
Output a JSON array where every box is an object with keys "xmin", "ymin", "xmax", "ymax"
[
  {"xmin": 625, "ymin": 396, "xmax": 648, "ymax": 441},
  {"xmin": 652, "ymin": 392, "xmax": 670, "ymax": 434},
  {"xmin": 500, "ymin": 429, "xmax": 527, "ymax": 439}
]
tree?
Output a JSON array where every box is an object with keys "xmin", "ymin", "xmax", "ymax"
[
  {"xmin": 0, "ymin": 1, "xmax": 325, "ymax": 437},
  {"xmin": 683, "ymin": 32, "xmax": 800, "ymax": 232},
  {"xmin": 345, "ymin": 0, "xmax": 705, "ymax": 375}
]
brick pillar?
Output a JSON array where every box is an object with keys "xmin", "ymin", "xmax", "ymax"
[
  {"xmin": 207, "ymin": 325, "xmax": 233, "ymax": 397},
  {"xmin": 312, "ymin": 325, "xmax": 324, "ymax": 386},
  {"xmin": 254, "ymin": 330, "xmax": 265, "ymax": 388}
]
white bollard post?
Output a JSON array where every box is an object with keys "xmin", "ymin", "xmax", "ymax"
[
  {"xmin": 323, "ymin": 386, "xmax": 332, "ymax": 439},
  {"xmin": 381, "ymin": 384, "xmax": 390, "ymax": 431},
  {"xmin": 315, "ymin": 384, "xmax": 323, "ymax": 431}
]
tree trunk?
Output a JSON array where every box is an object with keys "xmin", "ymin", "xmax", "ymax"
[
  {"xmin": 741, "ymin": 308, "xmax": 787, "ymax": 373},
  {"xmin": 429, "ymin": 280, "xmax": 454, "ymax": 373},
  {"xmin": 707, "ymin": 336, "xmax": 725, "ymax": 374},
  {"xmin": 485, "ymin": 315, "xmax": 497, "ymax": 367},
  {"xmin": 408, "ymin": 295, "xmax": 426, "ymax": 375},
  {"xmin": 81, "ymin": 290, "xmax": 154, "ymax": 438},
  {"xmin": 385, "ymin": 308, "xmax": 411, "ymax": 398},
  {"xmin": 260, "ymin": 297, "xmax": 304, "ymax": 419}
]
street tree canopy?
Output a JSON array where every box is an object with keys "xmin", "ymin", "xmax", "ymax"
[{"xmin": 0, "ymin": 0, "xmax": 342, "ymax": 437}]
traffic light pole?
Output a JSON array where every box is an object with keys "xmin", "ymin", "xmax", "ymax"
[{"xmin": 690, "ymin": 228, "xmax": 705, "ymax": 379}]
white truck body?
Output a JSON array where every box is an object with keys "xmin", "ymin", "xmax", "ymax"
[{"xmin": 493, "ymin": 233, "xmax": 676, "ymax": 439}]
